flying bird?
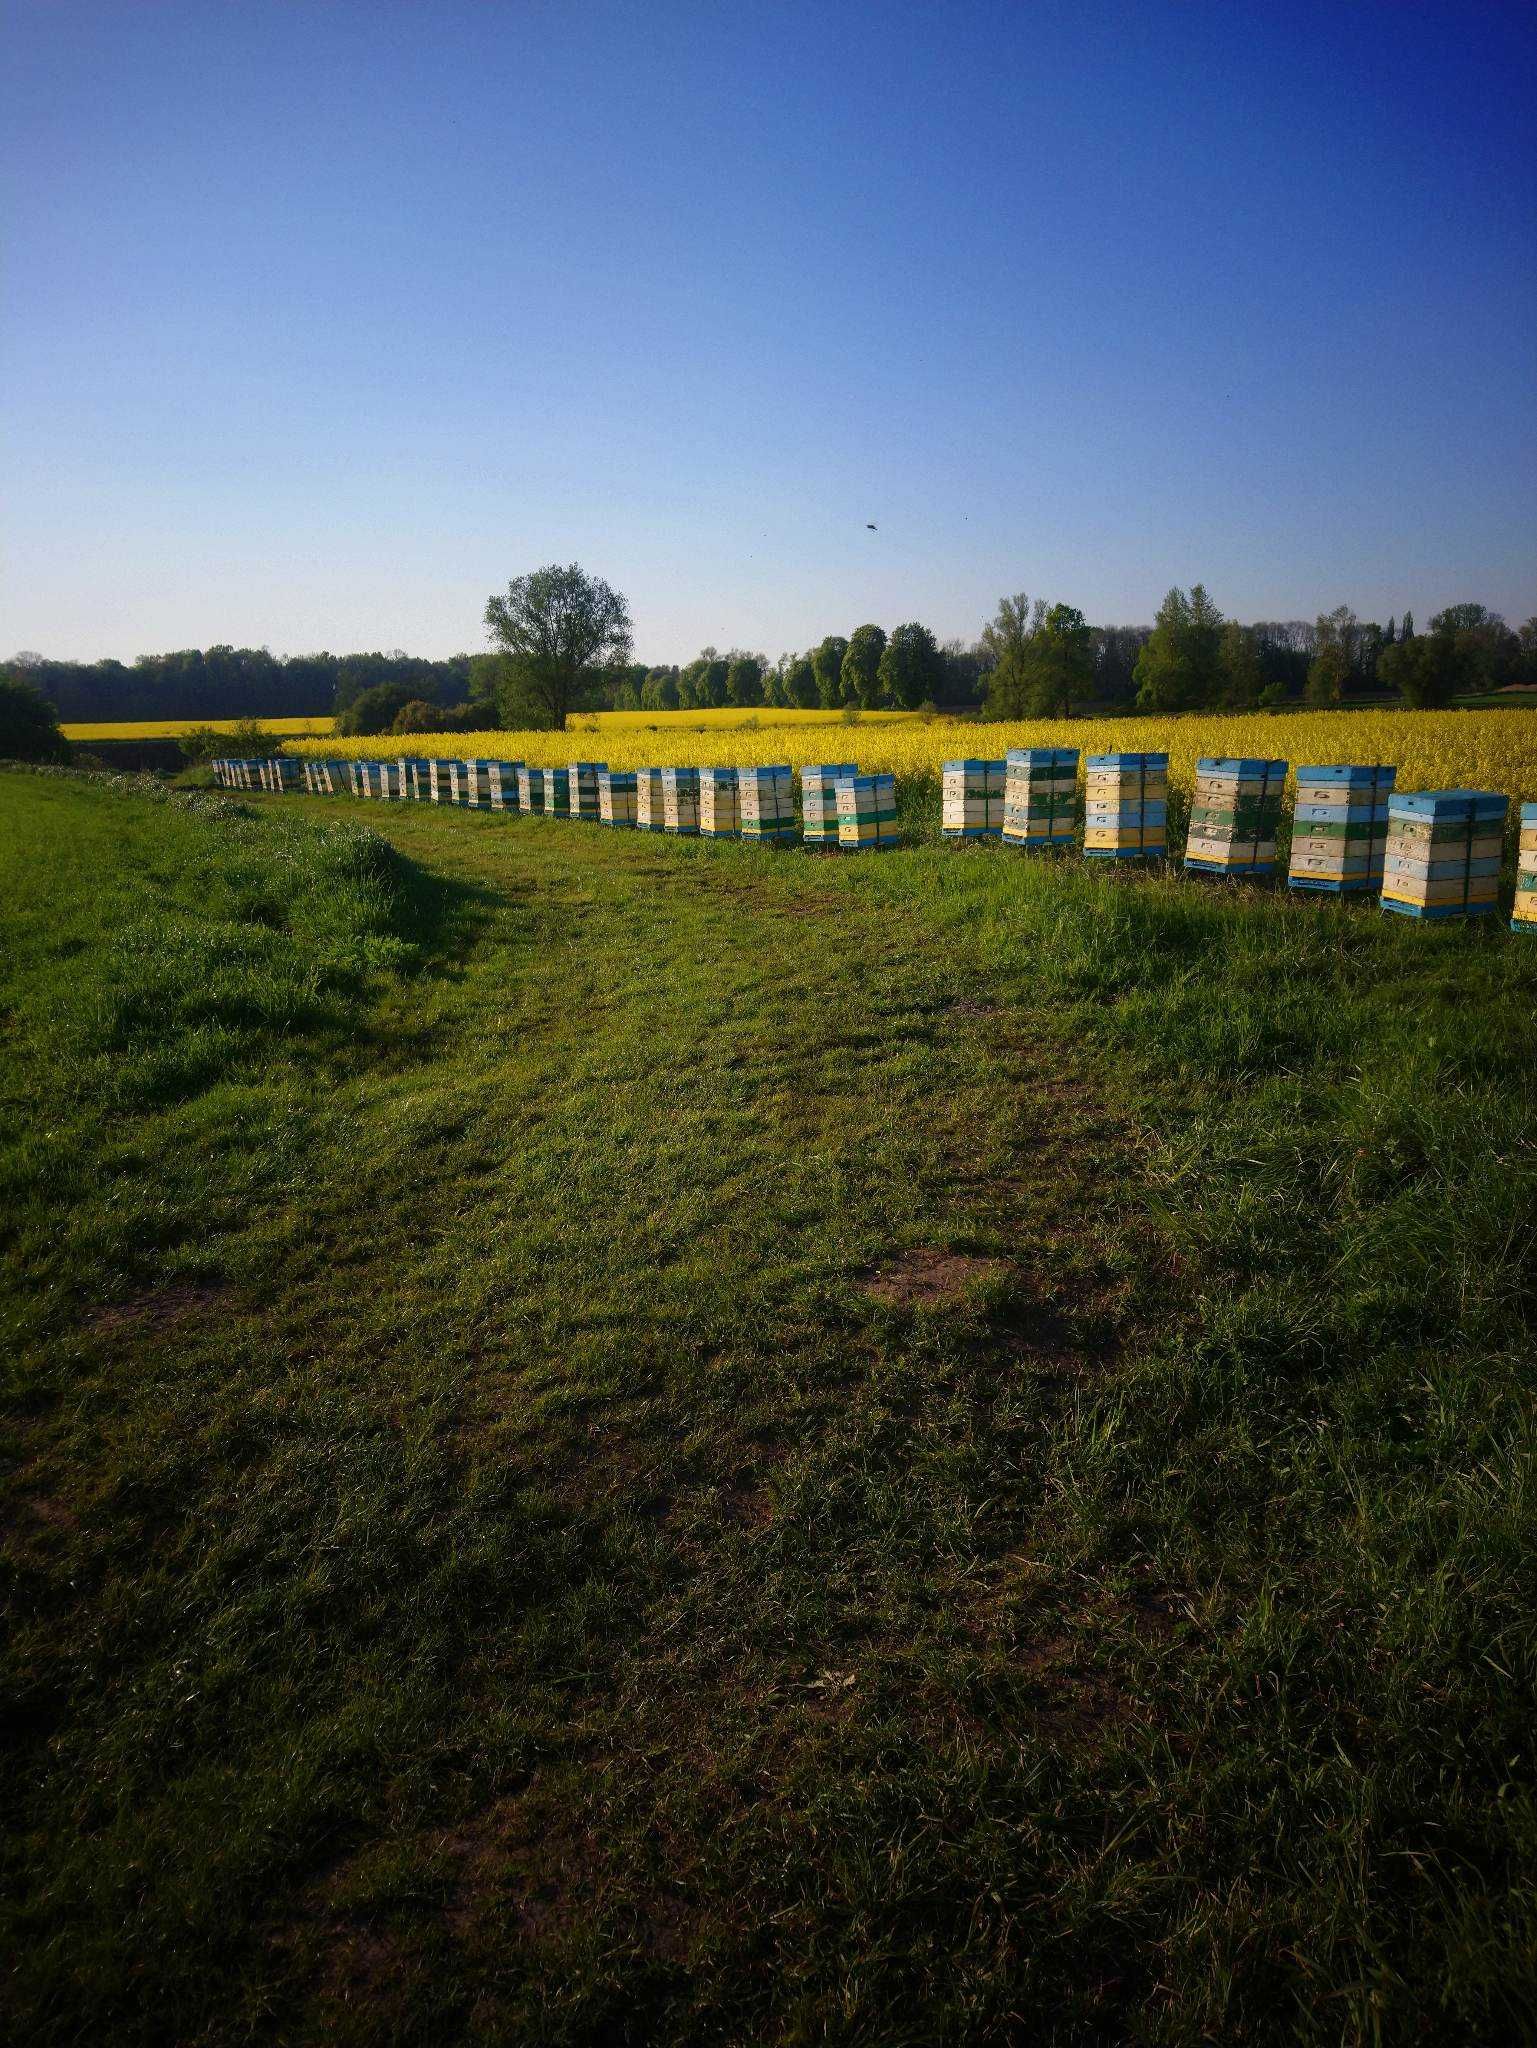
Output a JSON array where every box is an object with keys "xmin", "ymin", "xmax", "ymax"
[{"xmin": 866, "ymin": 522, "xmax": 877, "ymax": 530}]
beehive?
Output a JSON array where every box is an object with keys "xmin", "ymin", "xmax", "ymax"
[
  {"xmin": 597, "ymin": 768, "xmax": 638, "ymax": 826},
  {"xmin": 1185, "ymin": 757, "xmax": 1288, "ymax": 876},
  {"xmin": 1381, "ymin": 790, "xmax": 1507, "ymax": 920},
  {"xmin": 1287, "ymin": 764, "xmax": 1396, "ymax": 892},
  {"xmin": 943, "ymin": 759, "xmax": 1005, "ymax": 839},
  {"xmin": 540, "ymin": 767, "xmax": 572, "ymax": 818},
  {"xmin": 461, "ymin": 759, "xmax": 491, "ymax": 808},
  {"xmin": 263, "ymin": 758, "xmax": 302, "ymax": 793},
  {"xmin": 662, "ymin": 767, "xmax": 700, "ymax": 835},
  {"xmin": 800, "ymin": 762, "xmax": 857, "ymax": 846},
  {"xmin": 380, "ymin": 759, "xmax": 409, "ymax": 800},
  {"xmin": 568, "ymin": 761, "xmax": 604, "ymax": 822},
  {"xmin": 699, "ymin": 767, "xmax": 740, "ymax": 838},
  {"xmin": 517, "ymin": 764, "xmax": 538, "ymax": 813},
  {"xmin": 635, "ymin": 768, "xmax": 666, "ymax": 832},
  {"xmin": 739, "ymin": 764, "xmax": 796, "ymax": 843},
  {"xmin": 307, "ymin": 760, "xmax": 345, "ymax": 795},
  {"xmin": 836, "ymin": 772, "xmax": 900, "ymax": 850},
  {"xmin": 487, "ymin": 760, "xmax": 523, "ymax": 811},
  {"xmin": 1003, "ymin": 748, "xmax": 1078, "ymax": 850},
  {"xmin": 427, "ymin": 759, "xmax": 462, "ymax": 805},
  {"xmin": 403, "ymin": 757, "xmax": 430, "ymax": 800},
  {"xmin": 1083, "ymin": 752, "xmax": 1168, "ymax": 859},
  {"xmin": 1514, "ymin": 803, "xmax": 1537, "ymax": 934}
]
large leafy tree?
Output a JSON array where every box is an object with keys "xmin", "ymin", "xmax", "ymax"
[
  {"xmin": 726, "ymin": 654, "xmax": 763, "ymax": 706},
  {"xmin": 811, "ymin": 635, "xmax": 849, "ymax": 708},
  {"xmin": 785, "ymin": 654, "xmax": 819, "ymax": 708},
  {"xmin": 841, "ymin": 625, "xmax": 887, "ymax": 708},
  {"xmin": 483, "ymin": 563, "xmax": 631, "ymax": 731},
  {"xmin": 981, "ymin": 597, "xmax": 1090, "ymax": 716},
  {"xmin": 878, "ymin": 621, "xmax": 944, "ymax": 709},
  {"xmin": 1218, "ymin": 621, "xmax": 1263, "ymax": 709},
  {"xmin": 0, "ymin": 673, "xmax": 70, "ymax": 762},
  {"xmin": 1134, "ymin": 584, "xmax": 1224, "ymax": 710},
  {"xmin": 1306, "ymin": 606, "xmax": 1357, "ymax": 706},
  {"xmin": 981, "ymin": 594, "xmax": 1036, "ymax": 717}
]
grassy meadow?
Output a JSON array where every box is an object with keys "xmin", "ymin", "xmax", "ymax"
[{"xmin": 3, "ymin": 767, "xmax": 1536, "ymax": 2044}]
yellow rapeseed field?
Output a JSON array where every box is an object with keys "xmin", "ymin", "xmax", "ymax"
[
  {"xmin": 66, "ymin": 715, "xmax": 335, "ymax": 740},
  {"xmin": 287, "ymin": 708, "xmax": 1537, "ymax": 805}
]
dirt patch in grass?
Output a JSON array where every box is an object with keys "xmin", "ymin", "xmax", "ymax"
[
  {"xmin": 861, "ymin": 1246, "xmax": 1005, "ymax": 1305},
  {"xmin": 85, "ymin": 1280, "xmax": 232, "ymax": 1340}
]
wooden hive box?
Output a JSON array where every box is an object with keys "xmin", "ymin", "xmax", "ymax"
[
  {"xmin": 1003, "ymin": 748, "xmax": 1078, "ymax": 850},
  {"xmin": 487, "ymin": 761, "xmax": 523, "ymax": 811},
  {"xmin": 836, "ymin": 772, "xmax": 899, "ymax": 850},
  {"xmin": 699, "ymin": 767, "xmax": 741, "ymax": 839},
  {"xmin": 461, "ymin": 759, "xmax": 491, "ymax": 808},
  {"xmin": 800, "ymin": 762, "xmax": 857, "ymax": 846},
  {"xmin": 1084, "ymin": 752, "xmax": 1168, "ymax": 858},
  {"xmin": 943, "ymin": 759, "xmax": 1004, "ymax": 839},
  {"xmin": 569, "ymin": 761, "xmax": 604, "ymax": 822},
  {"xmin": 739, "ymin": 765, "xmax": 795, "ymax": 843},
  {"xmin": 661, "ymin": 767, "xmax": 701, "ymax": 835},
  {"xmin": 1514, "ymin": 802, "xmax": 1537, "ymax": 934},
  {"xmin": 1288, "ymin": 764, "xmax": 1395, "ymax": 892},
  {"xmin": 1185, "ymin": 757, "xmax": 1288, "ymax": 876},
  {"xmin": 597, "ymin": 769, "xmax": 638, "ymax": 827},
  {"xmin": 1381, "ymin": 790, "xmax": 1507, "ymax": 920},
  {"xmin": 635, "ymin": 768, "xmax": 666, "ymax": 832},
  {"xmin": 541, "ymin": 767, "xmax": 572, "ymax": 818}
]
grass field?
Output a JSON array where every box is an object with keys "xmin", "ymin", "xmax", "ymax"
[
  {"xmin": 3, "ymin": 768, "xmax": 1535, "ymax": 2044},
  {"xmin": 62, "ymin": 717, "xmax": 336, "ymax": 740},
  {"xmin": 288, "ymin": 706, "xmax": 1537, "ymax": 808}
]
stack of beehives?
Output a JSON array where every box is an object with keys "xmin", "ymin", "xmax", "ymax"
[
  {"xmin": 460, "ymin": 760, "xmax": 490, "ymax": 808},
  {"xmin": 568, "ymin": 761, "xmax": 604, "ymax": 822},
  {"xmin": 1002, "ymin": 748, "xmax": 1078, "ymax": 850},
  {"xmin": 800, "ymin": 762, "xmax": 857, "ymax": 847},
  {"xmin": 1185, "ymin": 757, "xmax": 1288, "ymax": 877},
  {"xmin": 265, "ymin": 758, "xmax": 303, "ymax": 793},
  {"xmin": 540, "ymin": 767, "xmax": 572, "ymax": 818},
  {"xmin": 943, "ymin": 758, "xmax": 1005, "ymax": 840},
  {"xmin": 662, "ymin": 767, "xmax": 700, "ymax": 835},
  {"xmin": 381, "ymin": 760, "xmax": 409, "ymax": 800},
  {"xmin": 1514, "ymin": 803, "xmax": 1537, "ymax": 934},
  {"xmin": 305, "ymin": 760, "xmax": 342, "ymax": 795},
  {"xmin": 487, "ymin": 760, "xmax": 523, "ymax": 810},
  {"xmin": 739, "ymin": 764, "xmax": 796, "ymax": 844},
  {"xmin": 1381, "ymin": 789, "xmax": 1507, "ymax": 921},
  {"xmin": 425, "ymin": 759, "xmax": 457, "ymax": 804},
  {"xmin": 1083, "ymin": 752, "xmax": 1168, "ymax": 859},
  {"xmin": 516, "ymin": 764, "xmax": 538, "ymax": 813},
  {"xmin": 597, "ymin": 768, "xmax": 637, "ymax": 826},
  {"xmin": 836, "ymin": 772, "xmax": 900, "ymax": 850},
  {"xmin": 635, "ymin": 768, "xmax": 666, "ymax": 832},
  {"xmin": 1287, "ymin": 764, "xmax": 1396, "ymax": 893},
  {"xmin": 699, "ymin": 767, "xmax": 740, "ymax": 838}
]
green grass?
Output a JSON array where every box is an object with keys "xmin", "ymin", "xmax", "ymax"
[{"xmin": 3, "ymin": 768, "xmax": 1535, "ymax": 2045}]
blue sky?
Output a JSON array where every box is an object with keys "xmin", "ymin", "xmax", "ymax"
[{"xmin": 6, "ymin": 0, "xmax": 1534, "ymax": 663}]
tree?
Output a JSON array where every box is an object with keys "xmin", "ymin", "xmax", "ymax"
[
  {"xmin": 726, "ymin": 654, "xmax": 763, "ymax": 706},
  {"xmin": 841, "ymin": 625, "xmax": 887, "ymax": 708},
  {"xmin": 0, "ymin": 673, "xmax": 69, "ymax": 762},
  {"xmin": 701, "ymin": 654, "xmax": 730, "ymax": 707},
  {"xmin": 1306, "ymin": 605, "xmax": 1357, "ymax": 705},
  {"xmin": 812, "ymin": 635, "xmax": 849, "ymax": 708},
  {"xmin": 391, "ymin": 698, "xmax": 449, "ymax": 734},
  {"xmin": 981, "ymin": 595, "xmax": 1036, "ymax": 717},
  {"xmin": 483, "ymin": 563, "xmax": 631, "ymax": 731},
  {"xmin": 1401, "ymin": 611, "xmax": 1415, "ymax": 641},
  {"xmin": 1379, "ymin": 633, "xmax": 1456, "ymax": 707},
  {"xmin": 981, "ymin": 596, "xmax": 1091, "ymax": 716},
  {"xmin": 641, "ymin": 666, "xmax": 680, "ymax": 710},
  {"xmin": 785, "ymin": 654, "xmax": 819, "ymax": 708},
  {"xmin": 878, "ymin": 621, "xmax": 944, "ymax": 710},
  {"xmin": 1134, "ymin": 586, "xmax": 1225, "ymax": 710},
  {"xmin": 338, "ymin": 681, "xmax": 419, "ymax": 735},
  {"xmin": 1218, "ymin": 622, "xmax": 1263, "ymax": 709}
]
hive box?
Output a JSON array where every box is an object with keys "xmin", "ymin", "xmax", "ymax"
[
  {"xmin": 943, "ymin": 759, "xmax": 1005, "ymax": 839},
  {"xmin": 635, "ymin": 767, "xmax": 666, "ymax": 832},
  {"xmin": 1185, "ymin": 758, "xmax": 1288, "ymax": 876},
  {"xmin": 739, "ymin": 764, "xmax": 796, "ymax": 843},
  {"xmin": 699, "ymin": 767, "xmax": 741, "ymax": 839},
  {"xmin": 569, "ymin": 761, "xmax": 604, "ymax": 822},
  {"xmin": 836, "ymin": 772, "xmax": 900, "ymax": 850},
  {"xmin": 540, "ymin": 767, "xmax": 572, "ymax": 818},
  {"xmin": 1515, "ymin": 802, "xmax": 1537, "ymax": 934},
  {"xmin": 1083, "ymin": 752, "xmax": 1168, "ymax": 859},
  {"xmin": 800, "ymin": 762, "xmax": 857, "ymax": 846},
  {"xmin": 379, "ymin": 760, "xmax": 410, "ymax": 800},
  {"xmin": 1003, "ymin": 748, "xmax": 1078, "ymax": 850},
  {"xmin": 597, "ymin": 768, "xmax": 637, "ymax": 826},
  {"xmin": 1288, "ymin": 764, "xmax": 1395, "ymax": 893},
  {"xmin": 1381, "ymin": 790, "xmax": 1507, "ymax": 920},
  {"xmin": 662, "ymin": 767, "xmax": 700, "ymax": 835},
  {"xmin": 462, "ymin": 759, "xmax": 492, "ymax": 808},
  {"xmin": 516, "ymin": 765, "xmax": 538, "ymax": 813},
  {"xmin": 263, "ymin": 758, "xmax": 302, "ymax": 793},
  {"xmin": 487, "ymin": 761, "xmax": 523, "ymax": 811},
  {"xmin": 427, "ymin": 759, "xmax": 462, "ymax": 805}
]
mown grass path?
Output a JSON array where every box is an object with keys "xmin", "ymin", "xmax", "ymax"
[{"xmin": 3, "ymin": 773, "xmax": 1534, "ymax": 2045}]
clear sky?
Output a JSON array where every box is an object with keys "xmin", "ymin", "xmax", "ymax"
[{"xmin": 6, "ymin": 0, "xmax": 1535, "ymax": 664}]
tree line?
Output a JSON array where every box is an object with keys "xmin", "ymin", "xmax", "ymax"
[{"xmin": 5, "ymin": 575, "xmax": 1533, "ymax": 737}]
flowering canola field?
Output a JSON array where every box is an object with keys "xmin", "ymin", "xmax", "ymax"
[
  {"xmin": 288, "ymin": 708, "xmax": 1537, "ymax": 806},
  {"xmin": 66, "ymin": 715, "xmax": 335, "ymax": 740}
]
